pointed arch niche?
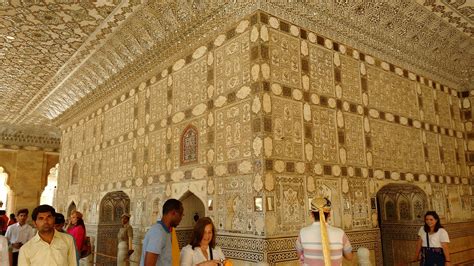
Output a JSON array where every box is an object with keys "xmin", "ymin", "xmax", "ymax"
[
  {"xmin": 181, "ymin": 125, "xmax": 198, "ymax": 165},
  {"xmin": 67, "ymin": 201, "xmax": 77, "ymax": 218},
  {"xmin": 70, "ymin": 162, "xmax": 79, "ymax": 185}
]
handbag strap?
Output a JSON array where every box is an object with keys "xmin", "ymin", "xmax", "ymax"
[{"xmin": 426, "ymin": 232, "xmax": 430, "ymax": 248}]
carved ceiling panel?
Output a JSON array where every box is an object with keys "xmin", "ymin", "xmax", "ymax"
[{"xmin": 0, "ymin": 0, "xmax": 472, "ymax": 149}]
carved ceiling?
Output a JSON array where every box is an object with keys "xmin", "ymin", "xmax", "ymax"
[{"xmin": 0, "ymin": 0, "xmax": 473, "ymax": 149}]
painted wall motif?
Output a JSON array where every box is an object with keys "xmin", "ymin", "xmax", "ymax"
[{"xmin": 55, "ymin": 11, "xmax": 473, "ymax": 265}]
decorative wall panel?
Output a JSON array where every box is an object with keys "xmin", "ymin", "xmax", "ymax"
[
  {"xmin": 216, "ymin": 101, "xmax": 252, "ymax": 162},
  {"xmin": 71, "ymin": 124, "xmax": 85, "ymax": 153},
  {"xmin": 437, "ymin": 92, "xmax": 452, "ymax": 129},
  {"xmin": 457, "ymin": 139, "xmax": 467, "ymax": 177},
  {"xmin": 148, "ymin": 129, "xmax": 167, "ymax": 175},
  {"xmin": 452, "ymin": 98, "xmax": 463, "ymax": 132},
  {"xmin": 343, "ymin": 113, "xmax": 365, "ymax": 166},
  {"xmin": 343, "ymin": 179, "xmax": 370, "ymax": 229},
  {"xmin": 308, "ymin": 43, "xmax": 334, "ymax": 97},
  {"xmin": 103, "ymin": 98, "xmax": 134, "ymax": 141},
  {"xmin": 215, "ymin": 32, "xmax": 251, "ymax": 96},
  {"xmin": 339, "ymin": 55, "xmax": 361, "ymax": 103},
  {"xmin": 172, "ymin": 58, "xmax": 208, "ymax": 111},
  {"xmin": 84, "ymin": 119, "xmax": 96, "ymax": 149},
  {"xmin": 215, "ymin": 175, "xmax": 254, "ymax": 233},
  {"xmin": 311, "ymin": 106, "xmax": 338, "ymax": 164},
  {"xmin": 136, "ymin": 136, "xmax": 146, "ymax": 177},
  {"xmin": 447, "ymin": 186, "xmax": 462, "ymax": 220},
  {"xmin": 420, "ymin": 85, "xmax": 436, "ymax": 125},
  {"xmin": 101, "ymin": 141, "xmax": 133, "ymax": 182},
  {"xmin": 371, "ymin": 119, "xmax": 424, "ymax": 173},
  {"xmin": 269, "ymin": 29, "xmax": 300, "ymax": 87},
  {"xmin": 425, "ymin": 132, "xmax": 442, "ymax": 175},
  {"xmin": 82, "ymin": 155, "xmax": 92, "ymax": 187},
  {"xmin": 431, "ymin": 184, "xmax": 446, "ymax": 218},
  {"xmin": 367, "ymin": 66, "xmax": 419, "ymax": 119},
  {"xmin": 136, "ymin": 90, "xmax": 146, "ymax": 129},
  {"xmin": 275, "ymin": 176, "xmax": 305, "ymax": 233},
  {"xmin": 149, "ymin": 79, "xmax": 168, "ymax": 123},
  {"xmin": 441, "ymin": 135, "xmax": 457, "ymax": 176},
  {"xmin": 272, "ymin": 97, "xmax": 303, "ymax": 160}
]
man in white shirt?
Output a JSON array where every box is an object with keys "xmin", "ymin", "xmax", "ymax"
[
  {"xmin": 18, "ymin": 204, "xmax": 77, "ymax": 266},
  {"xmin": 5, "ymin": 208, "xmax": 35, "ymax": 266}
]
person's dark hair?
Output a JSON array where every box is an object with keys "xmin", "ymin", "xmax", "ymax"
[
  {"xmin": 32, "ymin": 205, "xmax": 56, "ymax": 221},
  {"xmin": 423, "ymin": 211, "xmax": 443, "ymax": 233},
  {"xmin": 0, "ymin": 210, "xmax": 6, "ymax": 215},
  {"xmin": 312, "ymin": 211, "xmax": 330, "ymax": 221},
  {"xmin": 189, "ymin": 217, "xmax": 216, "ymax": 249},
  {"xmin": 17, "ymin": 208, "xmax": 29, "ymax": 216},
  {"xmin": 162, "ymin": 199, "xmax": 182, "ymax": 215},
  {"xmin": 54, "ymin": 213, "xmax": 65, "ymax": 225},
  {"xmin": 9, "ymin": 213, "xmax": 15, "ymax": 220}
]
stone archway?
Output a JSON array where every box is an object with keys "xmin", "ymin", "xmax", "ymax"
[
  {"xmin": 176, "ymin": 191, "xmax": 206, "ymax": 248},
  {"xmin": 97, "ymin": 191, "xmax": 130, "ymax": 266},
  {"xmin": 40, "ymin": 164, "xmax": 58, "ymax": 206},
  {"xmin": 376, "ymin": 184, "xmax": 427, "ymax": 265}
]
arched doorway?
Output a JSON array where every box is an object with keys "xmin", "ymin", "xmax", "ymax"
[
  {"xmin": 176, "ymin": 191, "xmax": 205, "ymax": 248},
  {"xmin": 40, "ymin": 164, "xmax": 58, "ymax": 206},
  {"xmin": 97, "ymin": 191, "xmax": 130, "ymax": 266},
  {"xmin": 377, "ymin": 184, "xmax": 427, "ymax": 265}
]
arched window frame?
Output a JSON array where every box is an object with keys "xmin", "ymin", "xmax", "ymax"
[
  {"xmin": 70, "ymin": 163, "xmax": 79, "ymax": 185},
  {"xmin": 181, "ymin": 125, "xmax": 198, "ymax": 165}
]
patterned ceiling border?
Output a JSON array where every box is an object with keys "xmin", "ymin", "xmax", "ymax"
[
  {"xmin": 12, "ymin": 0, "xmax": 143, "ymax": 126},
  {"xmin": 0, "ymin": 143, "xmax": 60, "ymax": 152},
  {"xmin": 50, "ymin": 1, "xmax": 474, "ymax": 129},
  {"xmin": 259, "ymin": 1, "xmax": 473, "ymax": 91},
  {"xmin": 416, "ymin": 0, "xmax": 474, "ymax": 37},
  {"xmin": 0, "ymin": 122, "xmax": 60, "ymax": 149},
  {"xmin": 53, "ymin": 2, "xmax": 260, "ymax": 127}
]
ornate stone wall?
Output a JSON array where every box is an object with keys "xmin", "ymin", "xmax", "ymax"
[{"xmin": 55, "ymin": 10, "xmax": 472, "ymax": 265}]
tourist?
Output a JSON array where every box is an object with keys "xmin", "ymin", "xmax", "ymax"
[
  {"xmin": 18, "ymin": 204, "xmax": 77, "ymax": 265},
  {"xmin": 413, "ymin": 211, "xmax": 451, "ymax": 265},
  {"xmin": 117, "ymin": 213, "xmax": 134, "ymax": 266},
  {"xmin": 140, "ymin": 199, "xmax": 184, "ymax": 266},
  {"xmin": 8, "ymin": 213, "xmax": 17, "ymax": 227},
  {"xmin": 5, "ymin": 208, "xmax": 35, "ymax": 266},
  {"xmin": 295, "ymin": 197, "xmax": 353, "ymax": 265},
  {"xmin": 67, "ymin": 210, "xmax": 86, "ymax": 253},
  {"xmin": 180, "ymin": 217, "xmax": 228, "ymax": 266}
]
